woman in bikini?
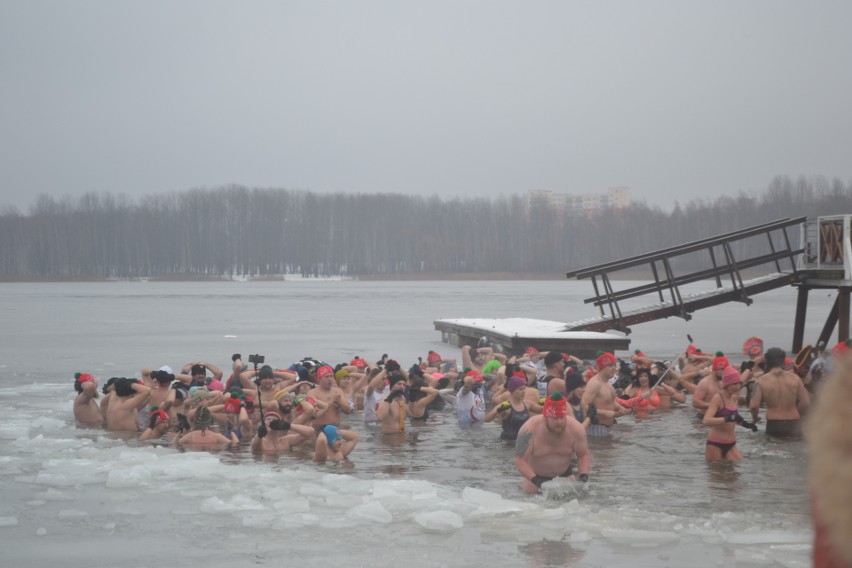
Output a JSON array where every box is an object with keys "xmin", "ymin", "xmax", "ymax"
[
  {"xmin": 616, "ymin": 367, "xmax": 661, "ymax": 417},
  {"xmin": 702, "ymin": 366, "xmax": 757, "ymax": 462}
]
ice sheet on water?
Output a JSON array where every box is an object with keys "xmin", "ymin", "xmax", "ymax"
[
  {"xmin": 0, "ymin": 517, "xmax": 18, "ymax": 527},
  {"xmin": 414, "ymin": 510, "xmax": 464, "ymax": 532}
]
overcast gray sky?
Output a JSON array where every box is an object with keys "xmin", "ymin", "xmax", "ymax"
[{"xmin": 2, "ymin": 1, "xmax": 851, "ymax": 213}]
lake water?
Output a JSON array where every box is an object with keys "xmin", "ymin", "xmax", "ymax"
[{"xmin": 0, "ymin": 280, "xmax": 831, "ymax": 567}]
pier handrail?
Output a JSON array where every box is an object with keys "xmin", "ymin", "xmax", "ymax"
[
  {"xmin": 564, "ymin": 216, "xmax": 807, "ymax": 332},
  {"xmin": 565, "ymin": 217, "xmax": 806, "ymax": 279}
]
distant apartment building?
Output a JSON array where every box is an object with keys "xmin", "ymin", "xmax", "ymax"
[{"xmin": 527, "ymin": 186, "xmax": 631, "ymax": 216}]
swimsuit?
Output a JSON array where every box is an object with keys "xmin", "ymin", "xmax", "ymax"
[
  {"xmin": 500, "ymin": 404, "xmax": 530, "ymax": 441},
  {"xmin": 714, "ymin": 401, "xmax": 739, "ymax": 421},
  {"xmin": 571, "ymin": 403, "xmax": 584, "ymax": 423},
  {"xmin": 706, "ymin": 439, "xmax": 736, "ymax": 458},
  {"xmin": 535, "ymin": 464, "xmax": 575, "ymax": 484},
  {"xmin": 765, "ymin": 419, "xmax": 802, "ymax": 438},
  {"xmin": 587, "ymin": 423, "xmax": 611, "ymax": 437}
]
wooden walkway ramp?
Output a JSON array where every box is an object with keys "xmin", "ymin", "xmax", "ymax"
[{"xmin": 564, "ymin": 217, "xmax": 806, "ymax": 333}]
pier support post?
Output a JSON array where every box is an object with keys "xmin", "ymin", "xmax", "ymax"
[
  {"xmin": 839, "ymin": 288, "xmax": 850, "ymax": 342},
  {"xmin": 792, "ymin": 286, "xmax": 809, "ymax": 353},
  {"xmin": 817, "ymin": 296, "xmax": 840, "ymax": 348}
]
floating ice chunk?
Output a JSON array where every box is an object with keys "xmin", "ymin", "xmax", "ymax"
[
  {"xmin": 734, "ymin": 549, "xmax": 773, "ymax": 565},
  {"xmin": 769, "ymin": 544, "xmax": 810, "ymax": 553},
  {"xmin": 37, "ymin": 488, "xmax": 71, "ymax": 501},
  {"xmin": 225, "ymin": 335, "xmax": 237, "ymax": 338},
  {"xmin": 106, "ymin": 466, "xmax": 151, "ymax": 488},
  {"xmin": 27, "ymin": 500, "xmax": 46, "ymax": 507},
  {"xmin": 0, "ymin": 517, "xmax": 18, "ymax": 527},
  {"xmin": 0, "ymin": 424, "xmax": 29, "ymax": 440},
  {"xmin": 58, "ymin": 509, "xmax": 88, "ymax": 518},
  {"xmin": 299, "ymin": 484, "xmax": 336, "ymax": 499},
  {"xmin": 461, "ymin": 486, "xmax": 502, "ymax": 506},
  {"xmin": 103, "ymin": 523, "xmax": 116, "ymax": 530},
  {"xmin": 414, "ymin": 510, "xmax": 464, "ymax": 532},
  {"xmin": 348, "ymin": 501, "xmax": 392, "ymax": 523},
  {"xmin": 600, "ymin": 528, "xmax": 679, "ymax": 547},
  {"xmin": 327, "ymin": 476, "xmax": 373, "ymax": 495},
  {"xmin": 37, "ymin": 527, "xmax": 47, "ymax": 536},
  {"xmin": 324, "ymin": 494, "xmax": 363, "ymax": 509},
  {"xmin": 200, "ymin": 495, "xmax": 265, "ymax": 513},
  {"xmin": 241, "ymin": 513, "xmax": 277, "ymax": 528},
  {"xmin": 566, "ymin": 530, "xmax": 591, "ymax": 543},
  {"xmin": 273, "ymin": 496, "xmax": 310, "ymax": 513},
  {"xmin": 726, "ymin": 531, "xmax": 810, "ymax": 545}
]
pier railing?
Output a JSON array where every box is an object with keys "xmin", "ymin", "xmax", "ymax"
[{"xmin": 564, "ymin": 217, "xmax": 806, "ymax": 332}]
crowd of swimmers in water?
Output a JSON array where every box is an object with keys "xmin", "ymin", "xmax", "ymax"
[{"xmin": 71, "ymin": 336, "xmax": 852, "ymax": 566}]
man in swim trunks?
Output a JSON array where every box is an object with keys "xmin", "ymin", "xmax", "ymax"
[
  {"xmin": 749, "ymin": 347, "xmax": 810, "ymax": 437},
  {"xmin": 692, "ymin": 351, "xmax": 728, "ymax": 416},
  {"xmin": 581, "ymin": 352, "xmax": 630, "ymax": 437},
  {"xmin": 308, "ymin": 365, "xmax": 352, "ymax": 428},
  {"xmin": 514, "ymin": 391, "xmax": 590, "ymax": 494}
]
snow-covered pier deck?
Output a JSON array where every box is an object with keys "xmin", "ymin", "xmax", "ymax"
[{"xmin": 434, "ymin": 318, "xmax": 630, "ymax": 358}]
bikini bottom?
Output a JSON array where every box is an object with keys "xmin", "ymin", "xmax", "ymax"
[{"xmin": 706, "ymin": 439, "xmax": 736, "ymax": 458}]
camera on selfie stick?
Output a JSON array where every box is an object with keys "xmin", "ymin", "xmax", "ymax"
[{"xmin": 249, "ymin": 354, "xmax": 266, "ymax": 436}]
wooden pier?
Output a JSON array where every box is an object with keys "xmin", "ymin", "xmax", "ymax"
[{"xmin": 434, "ymin": 215, "xmax": 850, "ymax": 357}]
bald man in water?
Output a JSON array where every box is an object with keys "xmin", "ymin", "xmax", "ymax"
[{"xmin": 514, "ymin": 392, "xmax": 590, "ymax": 494}]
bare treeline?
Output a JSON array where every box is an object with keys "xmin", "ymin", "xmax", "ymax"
[{"xmin": 0, "ymin": 175, "xmax": 849, "ymax": 279}]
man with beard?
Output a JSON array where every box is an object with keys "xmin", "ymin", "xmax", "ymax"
[{"xmin": 514, "ymin": 391, "xmax": 591, "ymax": 494}]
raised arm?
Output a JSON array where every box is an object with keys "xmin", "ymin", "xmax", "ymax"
[
  {"xmin": 204, "ymin": 362, "xmax": 224, "ymax": 381},
  {"xmin": 129, "ymin": 381, "xmax": 152, "ymax": 410},
  {"xmin": 340, "ymin": 429, "xmax": 359, "ymax": 457}
]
